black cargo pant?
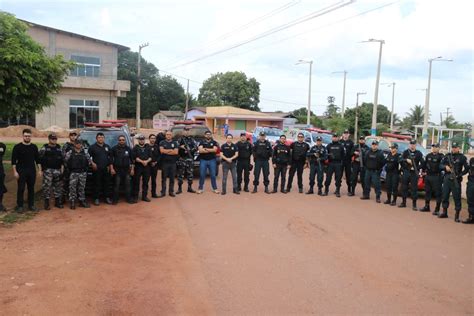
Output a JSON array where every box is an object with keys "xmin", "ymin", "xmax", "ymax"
[
  {"xmin": 363, "ymin": 169, "xmax": 381, "ymax": 198},
  {"xmin": 287, "ymin": 160, "xmax": 305, "ymax": 189},
  {"xmin": 237, "ymin": 158, "xmax": 250, "ymax": 190},
  {"xmin": 424, "ymin": 174, "xmax": 442, "ymax": 204},
  {"xmin": 253, "ymin": 159, "xmax": 270, "ymax": 187},
  {"xmin": 442, "ymin": 176, "xmax": 462, "ymax": 211},
  {"xmin": 161, "ymin": 162, "xmax": 177, "ymax": 194},
  {"xmin": 325, "ymin": 162, "xmax": 342, "ymax": 191},
  {"xmin": 385, "ymin": 171, "xmax": 400, "ymax": 199},
  {"xmin": 0, "ymin": 172, "xmax": 7, "ymax": 205},
  {"xmin": 133, "ymin": 164, "xmax": 150, "ymax": 199},
  {"xmin": 17, "ymin": 169, "xmax": 36, "ymax": 208},
  {"xmin": 150, "ymin": 163, "xmax": 159, "ymax": 195},
  {"xmin": 342, "ymin": 160, "xmax": 352, "ymax": 189},
  {"xmin": 113, "ymin": 167, "xmax": 131, "ymax": 202},
  {"xmin": 309, "ymin": 162, "xmax": 324, "ymax": 189},
  {"xmin": 467, "ymin": 180, "xmax": 474, "ymax": 216},
  {"xmin": 401, "ymin": 170, "xmax": 418, "ymax": 201},
  {"xmin": 350, "ymin": 163, "xmax": 366, "ymax": 193},
  {"xmin": 273, "ymin": 163, "xmax": 288, "ymax": 191},
  {"xmin": 93, "ymin": 168, "xmax": 111, "ymax": 200}
]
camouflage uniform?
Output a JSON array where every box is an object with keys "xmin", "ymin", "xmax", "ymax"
[
  {"xmin": 61, "ymin": 142, "xmax": 75, "ymax": 199},
  {"xmin": 177, "ymin": 136, "xmax": 196, "ymax": 186},
  {"xmin": 39, "ymin": 144, "xmax": 64, "ymax": 200},
  {"xmin": 65, "ymin": 149, "xmax": 91, "ymax": 202}
]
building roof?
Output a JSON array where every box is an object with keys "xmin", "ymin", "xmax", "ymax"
[
  {"xmin": 262, "ymin": 112, "xmax": 297, "ymax": 118},
  {"xmin": 21, "ymin": 19, "xmax": 130, "ymax": 52},
  {"xmin": 158, "ymin": 111, "xmax": 184, "ymax": 117},
  {"xmin": 194, "ymin": 106, "xmax": 284, "ymax": 121},
  {"xmin": 188, "ymin": 107, "xmax": 207, "ymax": 113}
]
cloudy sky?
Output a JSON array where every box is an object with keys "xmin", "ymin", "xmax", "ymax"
[{"xmin": 2, "ymin": 0, "xmax": 472, "ymax": 123}]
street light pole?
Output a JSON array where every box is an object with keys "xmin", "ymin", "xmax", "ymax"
[
  {"xmin": 332, "ymin": 70, "xmax": 347, "ymax": 118},
  {"xmin": 136, "ymin": 42, "xmax": 149, "ymax": 129},
  {"xmin": 361, "ymin": 39, "xmax": 384, "ymax": 136},
  {"xmin": 296, "ymin": 59, "xmax": 313, "ymax": 126},
  {"xmin": 381, "ymin": 82, "xmax": 396, "ymax": 131},
  {"xmin": 422, "ymin": 56, "xmax": 453, "ymax": 147},
  {"xmin": 354, "ymin": 92, "xmax": 366, "ymax": 141}
]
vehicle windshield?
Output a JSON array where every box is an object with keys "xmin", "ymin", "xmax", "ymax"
[
  {"xmin": 79, "ymin": 131, "xmax": 127, "ymax": 148},
  {"xmin": 392, "ymin": 141, "xmax": 428, "ymax": 156},
  {"xmin": 313, "ymin": 132, "xmax": 332, "ymax": 143},
  {"xmin": 171, "ymin": 126, "xmax": 210, "ymax": 139},
  {"xmin": 262, "ymin": 127, "xmax": 282, "ymax": 137}
]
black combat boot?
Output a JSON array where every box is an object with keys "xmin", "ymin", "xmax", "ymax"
[
  {"xmin": 233, "ymin": 188, "xmax": 240, "ymax": 195},
  {"xmin": 0, "ymin": 202, "xmax": 5, "ymax": 212},
  {"xmin": 151, "ymin": 192, "xmax": 159, "ymax": 198},
  {"xmin": 188, "ymin": 184, "xmax": 196, "ymax": 193},
  {"xmin": 221, "ymin": 190, "xmax": 226, "ymax": 195},
  {"xmin": 306, "ymin": 186, "xmax": 314, "ymax": 194},
  {"xmin": 322, "ymin": 187, "xmax": 329, "ymax": 196},
  {"xmin": 317, "ymin": 188, "xmax": 323, "ymax": 196},
  {"xmin": 244, "ymin": 184, "xmax": 249, "ymax": 192},
  {"xmin": 433, "ymin": 202, "xmax": 441, "ymax": 216},
  {"xmin": 335, "ymin": 187, "xmax": 341, "ymax": 198},
  {"xmin": 70, "ymin": 200, "xmax": 76, "ymax": 210},
  {"xmin": 398, "ymin": 198, "xmax": 407, "ymax": 208},
  {"xmin": 142, "ymin": 195, "xmax": 151, "ymax": 202},
  {"xmin": 55, "ymin": 198, "xmax": 64, "ymax": 209},
  {"xmin": 264, "ymin": 186, "xmax": 270, "ymax": 194},
  {"xmin": 79, "ymin": 200, "xmax": 90, "ymax": 208},
  {"xmin": 286, "ymin": 185, "xmax": 292, "ymax": 193},
  {"xmin": 360, "ymin": 195, "xmax": 370, "ymax": 200},
  {"xmin": 272, "ymin": 186, "xmax": 278, "ymax": 194},
  {"xmin": 44, "ymin": 199, "xmax": 51, "ymax": 211},
  {"xmin": 391, "ymin": 194, "xmax": 397, "ymax": 206},
  {"xmin": 348, "ymin": 187, "xmax": 355, "ymax": 196},
  {"xmin": 298, "ymin": 187, "xmax": 303, "ymax": 194},
  {"xmin": 376, "ymin": 195, "xmax": 381, "ymax": 203},
  {"xmin": 438, "ymin": 208, "xmax": 448, "ymax": 218},
  {"xmin": 454, "ymin": 210, "xmax": 461, "ymax": 223},
  {"xmin": 462, "ymin": 214, "xmax": 474, "ymax": 224},
  {"xmin": 384, "ymin": 193, "xmax": 391, "ymax": 204},
  {"xmin": 412, "ymin": 200, "xmax": 418, "ymax": 211},
  {"xmin": 176, "ymin": 184, "xmax": 183, "ymax": 195},
  {"xmin": 252, "ymin": 186, "xmax": 258, "ymax": 193},
  {"xmin": 281, "ymin": 187, "xmax": 287, "ymax": 194},
  {"xmin": 420, "ymin": 201, "xmax": 430, "ymax": 212}
]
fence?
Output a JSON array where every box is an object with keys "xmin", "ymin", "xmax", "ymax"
[{"xmin": 118, "ymin": 118, "xmax": 153, "ymax": 129}]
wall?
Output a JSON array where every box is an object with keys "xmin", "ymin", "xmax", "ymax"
[{"xmin": 185, "ymin": 109, "xmax": 206, "ymax": 120}]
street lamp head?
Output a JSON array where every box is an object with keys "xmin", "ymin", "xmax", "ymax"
[
  {"xmin": 357, "ymin": 92, "xmax": 367, "ymax": 96},
  {"xmin": 296, "ymin": 59, "xmax": 312, "ymax": 65},
  {"xmin": 139, "ymin": 42, "xmax": 149, "ymax": 49}
]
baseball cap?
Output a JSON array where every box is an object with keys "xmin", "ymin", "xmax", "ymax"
[
  {"xmin": 431, "ymin": 143, "xmax": 440, "ymax": 148},
  {"xmin": 332, "ymin": 133, "xmax": 338, "ymax": 137},
  {"xmin": 74, "ymin": 139, "xmax": 82, "ymax": 145},
  {"xmin": 359, "ymin": 136, "xmax": 365, "ymax": 140},
  {"xmin": 389, "ymin": 143, "xmax": 398, "ymax": 149},
  {"xmin": 48, "ymin": 133, "xmax": 57, "ymax": 139},
  {"xmin": 69, "ymin": 131, "xmax": 77, "ymax": 136},
  {"xmin": 409, "ymin": 140, "xmax": 417, "ymax": 145},
  {"xmin": 240, "ymin": 132, "xmax": 247, "ymax": 136},
  {"xmin": 316, "ymin": 136, "xmax": 322, "ymax": 141},
  {"xmin": 372, "ymin": 140, "xmax": 379, "ymax": 145},
  {"xmin": 452, "ymin": 142, "xmax": 459, "ymax": 148},
  {"xmin": 343, "ymin": 129, "xmax": 350, "ymax": 134},
  {"xmin": 297, "ymin": 133, "xmax": 304, "ymax": 137},
  {"xmin": 136, "ymin": 134, "xmax": 145, "ymax": 140},
  {"xmin": 259, "ymin": 131, "xmax": 266, "ymax": 136}
]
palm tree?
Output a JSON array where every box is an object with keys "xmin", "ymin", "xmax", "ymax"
[{"xmin": 403, "ymin": 105, "xmax": 424, "ymax": 129}]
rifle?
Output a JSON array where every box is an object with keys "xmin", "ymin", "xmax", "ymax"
[
  {"xmin": 182, "ymin": 137, "xmax": 195, "ymax": 160},
  {"xmin": 447, "ymin": 154, "xmax": 460, "ymax": 188},
  {"xmin": 359, "ymin": 146, "xmax": 364, "ymax": 169},
  {"xmin": 409, "ymin": 151, "xmax": 419, "ymax": 175}
]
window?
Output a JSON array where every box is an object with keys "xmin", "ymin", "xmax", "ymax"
[
  {"xmin": 70, "ymin": 55, "xmax": 101, "ymax": 77},
  {"xmin": 378, "ymin": 140, "xmax": 389, "ymax": 151},
  {"xmin": 69, "ymin": 99, "xmax": 99, "ymax": 128}
]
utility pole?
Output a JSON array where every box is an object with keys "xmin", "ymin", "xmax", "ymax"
[
  {"xmin": 184, "ymin": 79, "xmax": 190, "ymax": 120},
  {"xmin": 361, "ymin": 39, "xmax": 385, "ymax": 136},
  {"xmin": 332, "ymin": 70, "xmax": 347, "ymax": 118},
  {"xmin": 354, "ymin": 92, "xmax": 367, "ymax": 141},
  {"xmin": 381, "ymin": 82, "xmax": 396, "ymax": 131},
  {"xmin": 296, "ymin": 59, "xmax": 313, "ymax": 126},
  {"xmin": 136, "ymin": 42, "xmax": 149, "ymax": 129}
]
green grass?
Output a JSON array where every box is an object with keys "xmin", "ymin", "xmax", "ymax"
[
  {"xmin": 1, "ymin": 142, "xmax": 44, "ymax": 161},
  {"xmin": 1, "ymin": 211, "xmax": 38, "ymax": 226}
]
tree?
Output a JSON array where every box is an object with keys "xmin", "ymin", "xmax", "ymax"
[
  {"xmin": 343, "ymin": 103, "xmax": 391, "ymax": 135},
  {"xmin": 0, "ymin": 12, "xmax": 73, "ymax": 117},
  {"xmin": 198, "ymin": 71, "xmax": 260, "ymax": 111},
  {"xmin": 324, "ymin": 96, "xmax": 340, "ymax": 118},
  {"xmin": 291, "ymin": 107, "xmax": 315, "ymax": 117},
  {"xmin": 117, "ymin": 51, "xmax": 186, "ymax": 118},
  {"xmin": 402, "ymin": 105, "xmax": 424, "ymax": 129}
]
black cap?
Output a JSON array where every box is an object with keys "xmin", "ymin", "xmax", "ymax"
[
  {"xmin": 372, "ymin": 140, "xmax": 379, "ymax": 145},
  {"xmin": 359, "ymin": 136, "xmax": 365, "ymax": 140},
  {"xmin": 259, "ymin": 131, "xmax": 266, "ymax": 136},
  {"xmin": 332, "ymin": 133, "xmax": 338, "ymax": 137},
  {"xmin": 389, "ymin": 144, "xmax": 398, "ymax": 149},
  {"xmin": 240, "ymin": 132, "xmax": 247, "ymax": 137},
  {"xmin": 74, "ymin": 139, "xmax": 82, "ymax": 145},
  {"xmin": 452, "ymin": 142, "xmax": 459, "ymax": 148},
  {"xmin": 297, "ymin": 133, "xmax": 304, "ymax": 137},
  {"xmin": 137, "ymin": 134, "xmax": 145, "ymax": 140},
  {"xmin": 48, "ymin": 133, "xmax": 57, "ymax": 139},
  {"xmin": 183, "ymin": 127, "xmax": 190, "ymax": 131},
  {"xmin": 69, "ymin": 131, "xmax": 77, "ymax": 136},
  {"xmin": 343, "ymin": 129, "xmax": 350, "ymax": 134},
  {"xmin": 316, "ymin": 136, "xmax": 322, "ymax": 141},
  {"xmin": 431, "ymin": 143, "xmax": 440, "ymax": 148},
  {"xmin": 409, "ymin": 140, "xmax": 417, "ymax": 145}
]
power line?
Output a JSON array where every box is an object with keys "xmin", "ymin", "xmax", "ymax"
[
  {"xmin": 165, "ymin": 0, "xmax": 354, "ymax": 70},
  {"xmin": 161, "ymin": 0, "xmax": 300, "ymax": 68}
]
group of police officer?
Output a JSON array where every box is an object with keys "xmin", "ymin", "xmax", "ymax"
[{"xmin": 0, "ymin": 128, "xmax": 473, "ymax": 224}]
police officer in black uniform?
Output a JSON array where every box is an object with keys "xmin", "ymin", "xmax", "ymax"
[
  {"xmin": 148, "ymin": 134, "xmax": 161, "ymax": 198},
  {"xmin": 272, "ymin": 135, "xmax": 291, "ymax": 194},
  {"xmin": 349, "ymin": 136, "xmax": 369, "ymax": 196},
  {"xmin": 306, "ymin": 136, "xmax": 328, "ymax": 195},
  {"xmin": 420, "ymin": 143, "xmax": 444, "ymax": 214},
  {"xmin": 132, "ymin": 135, "xmax": 152, "ymax": 202},
  {"xmin": 236, "ymin": 133, "xmax": 252, "ymax": 192},
  {"xmin": 287, "ymin": 133, "xmax": 310, "ymax": 193},
  {"xmin": 252, "ymin": 131, "xmax": 272, "ymax": 194},
  {"xmin": 39, "ymin": 133, "xmax": 64, "ymax": 210},
  {"xmin": 340, "ymin": 130, "xmax": 355, "ymax": 195},
  {"xmin": 399, "ymin": 139, "xmax": 424, "ymax": 210},
  {"xmin": 110, "ymin": 135, "xmax": 134, "ymax": 204},
  {"xmin": 360, "ymin": 141, "xmax": 385, "ymax": 202},
  {"xmin": 384, "ymin": 144, "xmax": 400, "ymax": 206},
  {"xmin": 439, "ymin": 142, "xmax": 469, "ymax": 222},
  {"xmin": 159, "ymin": 130, "xmax": 179, "ymax": 197},
  {"xmin": 88, "ymin": 132, "xmax": 113, "ymax": 205},
  {"xmin": 177, "ymin": 127, "xmax": 197, "ymax": 194},
  {"xmin": 61, "ymin": 131, "xmax": 77, "ymax": 203},
  {"xmin": 463, "ymin": 156, "xmax": 474, "ymax": 224},
  {"xmin": 324, "ymin": 134, "xmax": 345, "ymax": 197},
  {"xmin": 0, "ymin": 141, "xmax": 7, "ymax": 212}
]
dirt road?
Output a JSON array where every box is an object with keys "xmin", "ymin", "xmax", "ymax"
[{"xmin": 1, "ymin": 171, "xmax": 473, "ymax": 314}]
